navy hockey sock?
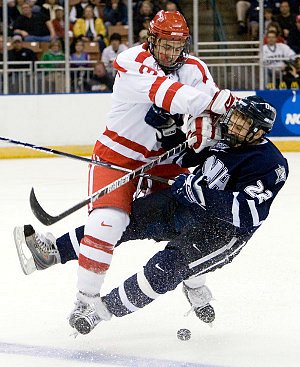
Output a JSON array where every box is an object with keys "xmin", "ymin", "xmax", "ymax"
[{"xmin": 56, "ymin": 226, "xmax": 84, "ymax": 263}]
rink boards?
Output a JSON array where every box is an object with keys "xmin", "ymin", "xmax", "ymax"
[{"xmin": 1, "ymin": 91, "xmax": 300, "ymax": 159}]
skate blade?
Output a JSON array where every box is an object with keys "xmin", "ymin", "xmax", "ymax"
[{"xmin": 13, "ymin": 227, "xmax": 37, "ymax": 275}]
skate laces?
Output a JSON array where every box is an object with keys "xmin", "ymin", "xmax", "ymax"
[
  {"xmin": 77, "ymin": 292, "xmax": 112, "ymax": 321},
  {"xmin": 33, "ymin": 232, "xmax": 56, "ymax": 256},
  {"xmin": 186, "ymin": 285, "xmax": 213, "ymax": 308}
]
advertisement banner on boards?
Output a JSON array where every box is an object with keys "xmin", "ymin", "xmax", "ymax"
[{"xmin": 256, "ymin": 90, "xmax": 300, "ymax": 137}]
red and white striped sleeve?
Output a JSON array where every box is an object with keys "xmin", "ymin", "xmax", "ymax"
[{"xmin": 112, "ymin": 47, "xmax": 215, "ymax": 117}]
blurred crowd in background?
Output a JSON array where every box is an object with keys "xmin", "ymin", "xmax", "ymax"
[{"xmin": 0, "ymin": 0, "xmax": 299, "ymax": 92}]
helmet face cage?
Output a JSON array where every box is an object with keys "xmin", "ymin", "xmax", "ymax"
[
  {"xmin": 149, "ymin": 36, "xmax": 190, "ymax": 73},
  {"xmin": 220, "ymin": 96, "xmax": 277, "ymax": 147}
]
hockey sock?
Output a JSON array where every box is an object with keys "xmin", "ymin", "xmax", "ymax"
[{"xmin": 56, "ymin": 226, "xmax": 84, "ymax": 263}]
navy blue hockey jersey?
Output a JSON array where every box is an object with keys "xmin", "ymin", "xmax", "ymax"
[{"xmin": 178, "ymin": 138, "xmax": 289, "ymax": 233}]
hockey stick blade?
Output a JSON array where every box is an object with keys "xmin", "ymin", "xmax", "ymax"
[{"xmin": 30, "ymin": 188, "xmax": 90, "ymax": 225}]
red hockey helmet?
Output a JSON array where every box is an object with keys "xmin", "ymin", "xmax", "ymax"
[
  {"xmin": 149, "ymin": 10, "xmax": 190, "ymax": 41},
  {"xmin": 148, "ymin": 10, "xmax": 190, "ymax": 72}
]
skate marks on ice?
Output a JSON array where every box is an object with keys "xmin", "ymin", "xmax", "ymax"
[{"xmin": 0, "ymin": 341, "xmax": 222, "ymax": 367}]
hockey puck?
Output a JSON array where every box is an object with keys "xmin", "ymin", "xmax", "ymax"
[{"xmin": 177, "ymin": 328, "xmax": 191, "ymax": 341}]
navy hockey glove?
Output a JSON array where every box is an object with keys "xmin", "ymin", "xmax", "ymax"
[
  {"xmin": 145, "ymin": 104, "xmax": 184, "ymax": 137},
  {"xmin": 145, "ymin": 104, "xmax": 185, "ymax": 150},
  {"xmin": 171, "ymin": 173, "xmax": 206, "ymax": 209}
]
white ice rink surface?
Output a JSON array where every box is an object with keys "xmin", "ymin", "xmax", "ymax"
[{"xmin": 0, "ymin": 154, "xmax": 300, "ymax": 367}]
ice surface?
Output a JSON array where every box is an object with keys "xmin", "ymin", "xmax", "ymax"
[{"xmin": 0, "ymin": 154, "xmax": 299, "ymax": 367}]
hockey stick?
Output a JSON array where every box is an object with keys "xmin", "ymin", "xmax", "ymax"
[
  {"xmin": 0, "ymin": 136, "xmax": 168, "ymax": 184},
  {"xmin": 0, "ymin": 136, "xmax": 129, "ymax": 169},
  {"xmin": 30, "ymin": 138, "xmax": 194, "ymax": 226}
]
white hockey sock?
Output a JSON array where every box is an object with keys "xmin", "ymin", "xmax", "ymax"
[{"xmin": 77, "ymin": 207, "xmax": 130, "ymax": 295}]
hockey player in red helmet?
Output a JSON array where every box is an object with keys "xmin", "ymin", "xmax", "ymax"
[{"xmin": 147, "ymin": 10, "xmax": 190, "ymax": 72}]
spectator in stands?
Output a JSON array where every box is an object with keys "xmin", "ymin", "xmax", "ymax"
[
  {"xmin": 6, "ymin": 0, "xmax": 23, "ymax": 36},
  {"xmin": 133, "ymin": 0, "xmax": 161, "ymax": 16},
  {"xmin": 133, "ymin": 0, "xmax": 155, "ymax": 41},
  {"xmin": 69, "ymin": 0, "xmax": 99, "ymax": 24},
  {"xmin": 70, "ymin": 38, "xmax": 90, "ymax": 65},
  {"xmin": 70, "ymin": 39, "xmax": 90, "ymax": 92},
  {"xmin": 8, "ymin": 34, "xmax": 37, "ymax": 67},
  {"xmin": 165, "ymin": 1, "xmax": 178, "ymax": 12},
  {"xmin": 51, "ymin": 6, "xmax": 67, "ymax": 40},
  {"xmin": 133, "ymin": 28, "xmax": 148, "ymax": 46},
  {"xmin": 162, "ymin": 0, "xmax": 183, "ymax": 12},
  {"xmin": 73, "ymin": 5, "xmax": 108, "ymax": 52},
  {"xmin": 103, "ymin": 0, "xmax": 128, "ymax": 28},
  {"xmin": 275, "ymin": 0, "xmax": 296, "ymax": 39},
  {"xmin": 40, "ymin": 39, "xmax": 65, "ymax": 92},
  {"xmin": 263, "ymin": 30, "xmax": 296, "ymax": 67},
  {"xmin": 40, "ymin": 38, "xmax": 64, "ymax": 68},
  {"xmin": 83, "ymin": 61, "xmax": 114, "ymax": 92},
  {"xmin": 264, "ymin": 7, "xmax": 274, "ymax": 33},
  {"xmin": 264, "ymin": 21, "xmax": 285, "ymax": 43},
  {"xmin": 6, "ymin": 0, "xmax": 26, "ymax": 22},
  {"xmin": 101, "ymin": 32, "xmax": 127, "ymax": 77},
  {"xmin": 70, "ymin": 38, "xmax": 90, "ymax": 61},
  {"xmin": 287, "ymin": 14, "xmax": 300, "ymax": 54},
  {"xmin": 13, "ymin": 2, "xmax": 56, "ymax": 42},
  {"xmin": 283, "ymin": 56, "xmax": 300, "ymax": 88},
  {"xmin": 41, "ymin": 0, "xmax": 62, "ymax": 21},
  {"xmin": 236, "ymin": 0, "xmax": 251, "ymax": 35},
  {"xmin": 263, "ymin": 30, "xmax": 296, "ymax": 87}
]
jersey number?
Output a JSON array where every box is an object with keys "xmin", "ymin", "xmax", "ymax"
[
  {"xmin": 139, "ymin": 65, "xmax": 158, "ymax": 75},
  {"xmin": 244, "ymin": 180, "xmax": 273, "ymax": 204}
]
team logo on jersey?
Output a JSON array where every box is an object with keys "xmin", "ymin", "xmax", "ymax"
[
  {"xmin": 275, "ymin": 165, "xmax": 287, "ymax": 184},
  {"xmin": 281, "ymin": 91, "xmax": 300, "ymax": 135}
]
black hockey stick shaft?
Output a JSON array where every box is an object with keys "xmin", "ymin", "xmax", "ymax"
[
  {"xmin": 30, "ymin": 138, "xmax": 193, "ymax": 226},
  {"xmin": 0, "ymin": 136, "xmax": 169, "ymax": 184}
]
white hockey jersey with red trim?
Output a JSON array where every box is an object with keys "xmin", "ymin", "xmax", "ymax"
[{"xmin": 95, "ymin": 44, "xmax": 219, "ymax": 169}]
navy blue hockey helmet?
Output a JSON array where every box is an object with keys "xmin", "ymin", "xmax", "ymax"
[{"xmin": 220, "ymin": 95, "xmax": 277, "ymax": 146}]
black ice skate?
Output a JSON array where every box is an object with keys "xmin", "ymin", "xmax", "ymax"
[
  {"xmin": 183, "ymin": 283, "xmax": 215, "ymax": 324},
  {"xmin": 13, "ymin": 225, "xmax": 60, "ymax": 275}
]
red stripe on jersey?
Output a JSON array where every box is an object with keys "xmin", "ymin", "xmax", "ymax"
[
  {"xmin": 135, "ymin": 50, "xmax": 151, "ymax": 63},
  {"xmin": 94, "ymin": 141, "xmax": 146, "ymax": 169},
  {"xmin": 113, "ymin": 59, "xmax": 127, "ymax": 73},
  {"xmin": 211, "ymin": 125, "xmax": 216, "ymax": 139},
  {"xmin": 185, "ymin": 59, "xmax": 208, "ymax": 83},
  {"xmin": 102, "ymin": 128, "xmax": 165, "ymax": 158},
  {"xmin": 81, "ymin": 235, "xmax": 114, "ymax": 255},
  {"xmin": 162, "ymin": 82, "xmax": 184, "ymax": 111},
  {"xmin": 149, "ymin": 76, "xmax": 167, "ymax": 104},
  {"xmin": 79, "ymin": 254, "xmax": 110, "ymax": 273}
]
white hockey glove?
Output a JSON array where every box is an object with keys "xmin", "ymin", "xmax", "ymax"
[
  {"xmin": 209, "ymin": 89, "xmax": 237, "ymax": 115},
  {"xmin": 186, "ymin": 114, "xmax": 222, "ymax": 153}
]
